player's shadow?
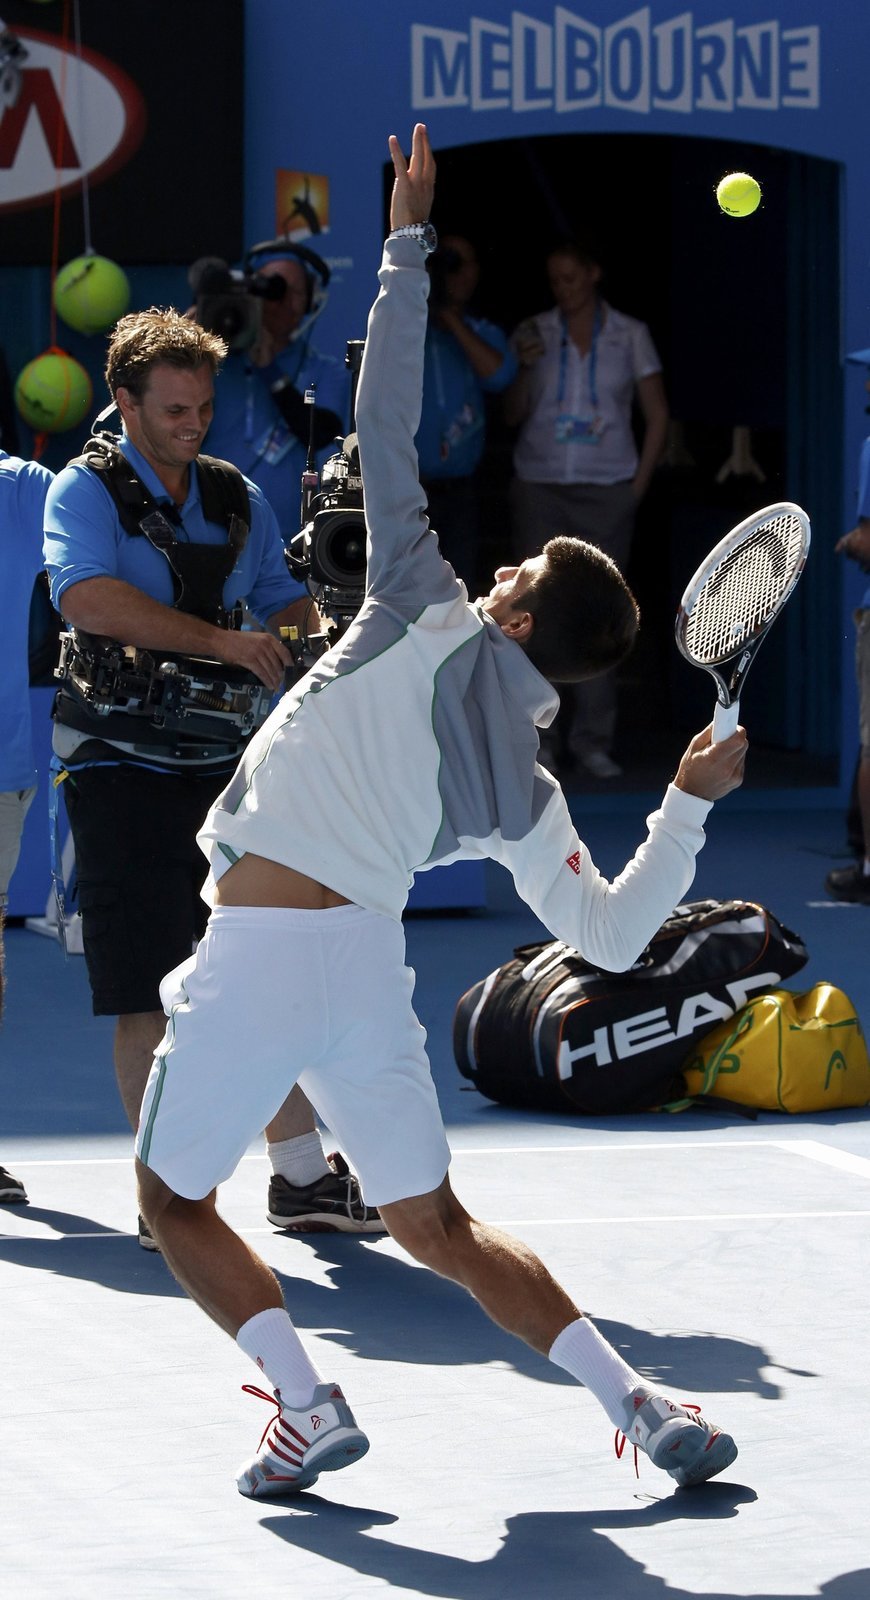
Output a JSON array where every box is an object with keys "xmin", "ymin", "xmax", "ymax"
[
  {"xmin": 260, "ymin": 1493, "xmax": 868, "ymax": 1600},
  {"xmin": 286, "ymin": 1237, "xmax": 815, "ymax": 1398},
  {"xmin": 0, "ymin": 1207, "xmax": 189, "ymax": 1296},
  {"xmin": 0, "ymin": 1219, "xmax": 813, "ymax": 1397}
]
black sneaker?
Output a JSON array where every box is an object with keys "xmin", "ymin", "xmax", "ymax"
[
  {"xmin": 138, "ymin": 1213, "xmax": 161, "ymax": 1252},
  {"xmin": 0, "ymin": 1165, "xmax": 27, "ymax": 1204},
  {"xmin": 824, "ymin": 863, "xmax": 870, "ymax": 903},
  {"xmin": 267, "ymin": 1153, "xmax": 385, "ymax": 1234}
]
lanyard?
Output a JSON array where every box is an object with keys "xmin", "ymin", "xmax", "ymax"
[
  {"xmin": 557, "ymin": 301, "xmax": 601, "ymax": 411},
  {"xmin": 244, "ymin": 341, "xmax": 307, "ymax": 441}
]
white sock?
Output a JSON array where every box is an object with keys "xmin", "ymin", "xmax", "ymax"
[
  {"xmin": 549, "ymin": 1316, "xmax": 650, "ymax": 1428},
  {"xmin": 267, "ymin": 1132, "xmax": 331, "ymax": 1187},
  {"xmin": 236, "ymin": 1307, "xmax": 326, "ymax": 1407}
]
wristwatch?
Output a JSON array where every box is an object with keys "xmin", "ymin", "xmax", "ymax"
[{"xmin": 389, "ymin": 221, "xmax": 438, "ymax": 256}]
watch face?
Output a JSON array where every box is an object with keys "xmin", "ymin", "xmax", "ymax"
[{"xmin": 420, "ymin": 222, "xmax": 438, "ymax": 255}]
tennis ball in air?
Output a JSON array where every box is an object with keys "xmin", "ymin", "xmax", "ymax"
[
  {"xmin": 15, "ymin": 351, "xmax": 92, "ymax": 433},
  {"xmin": 53, "ymin": 253, "xmax": 130, "ymax": 335},
  {"xmin": 716, "ymin": 172, "xmax": 761, "ymax": 218}
]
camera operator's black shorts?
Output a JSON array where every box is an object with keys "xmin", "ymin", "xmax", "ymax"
[{"xmin": 63, "ymin": 762, "xmax": 231, "ymax": 1016}]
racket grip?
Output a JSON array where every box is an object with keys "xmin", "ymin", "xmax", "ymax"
[{"xmin": 712, "ymin": 700, "xmax": 740, "ymax": 743}]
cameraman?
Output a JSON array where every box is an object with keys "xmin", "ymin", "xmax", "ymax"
[
  {"xmin": 204, "ymin": 243, "xmax": 347, "ymax": 539},
  {"xmin": 44, "ymin": 308, "xmax": 380, "ymax": 1244},
  {"xmin": 416, "ymin": 235, "xmax": 517, "ymax": 591}
]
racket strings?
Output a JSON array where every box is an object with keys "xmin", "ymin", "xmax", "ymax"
[{"xmin": 684, "ymin": 516, "xmax": 805, "ymax": 664}]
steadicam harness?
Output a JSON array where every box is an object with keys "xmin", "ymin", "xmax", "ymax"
[{"xmin": 53, "ymin": 437, "xmax": 274, "ymax": 763}]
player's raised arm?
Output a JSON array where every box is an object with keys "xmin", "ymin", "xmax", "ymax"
[{"xmin": 354, "ymin": 127, "xmax": 456, "ymax": 604}]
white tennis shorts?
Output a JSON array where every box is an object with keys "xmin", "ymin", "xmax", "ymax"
[{"xmin": 135, "ymin": 903, "xmax": 451, "ymax": 1207}]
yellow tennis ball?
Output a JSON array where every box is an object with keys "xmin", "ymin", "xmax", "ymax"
[
  {"xmin": 15, "ymin": 351, "xmax": 92, "ymax": 433},
  {"xmin": 716, "ymin": 172, "xmax": 761, "ymax": 218},
  {"xmin": 53, "ymin": 253, "xmax": 130, "ymax": 335}
]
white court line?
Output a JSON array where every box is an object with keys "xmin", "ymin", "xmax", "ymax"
[
  {"xmin": 3, "ymin": 1208, "xmax": 870, "ymax": 1244},
  {"xmin": 9, "ymin": 1139, "xmax": 870, "ymax": 1180},
  {"xmin": 5, "ymin": 1141, "xmax": 869, "ymax": 1243},
  {"xmin": 4, "ymin": 1138, "xmax": 811, "ymax": 1168},
  {"xmin": 775, "ymin": 1138, "xmax": 870, "ymax": 1181}
]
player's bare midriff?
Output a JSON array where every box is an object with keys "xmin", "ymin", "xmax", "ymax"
[{"xmin": 214, "ymin": 852, "xmax": 352, "ymax": 910}]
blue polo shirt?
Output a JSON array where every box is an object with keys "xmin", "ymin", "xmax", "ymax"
[
  {"xmin": 205, "ymin": 340, "xmax": 347, "ymax": 538},
  {"xmin": 44, "ymin": 435, "xmax": 304, "ymax": 623},
  {"xmin": 415, "ymin": 315, "xmax": 517, "ymax": 481},
  {"xmin": 0, "ymin": 451, "xmax": 54, "ymax": 791}
]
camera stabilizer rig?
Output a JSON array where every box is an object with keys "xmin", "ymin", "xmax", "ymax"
[
  {"xmin": 55, "ymin": 630, "xmax": 273, "ymax": 756},
  {"xmin": 283, "ymin": 339, "xmax": 368, "ymax": 670}
]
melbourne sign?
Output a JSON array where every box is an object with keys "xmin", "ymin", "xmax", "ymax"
[
  {"xmin": 0, "ymin": 29, "xmax": 145, "ymax": 213},
  {"xmin": 412, "ymin": 10, "xmax": 820, "ymax": 114}
]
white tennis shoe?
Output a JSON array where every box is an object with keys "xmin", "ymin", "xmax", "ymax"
[
  {"xmin": 236, "ymin": 1381, "xmax": 369, "ymax": 1498},
  {"xmin": 616, "ymin": 1385, "xmax": 738, "ymax": 1488}
]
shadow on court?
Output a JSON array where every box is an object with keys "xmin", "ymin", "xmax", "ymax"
[
  {"xmin": 260, "ymin": 1492, "xmax": 869, "ymax": 1600},
  {"xmin": 0, "ymin": 1218, "xmax": 814, "ymax": 1397}
]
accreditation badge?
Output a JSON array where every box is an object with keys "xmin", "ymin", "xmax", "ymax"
[
  {"xmin": 254, "ymin": 423, "xmax": 295, "ymax": 466},
  {"xmin": 554, "ymin": 413, "xmax": 603, "ymax": 445}
]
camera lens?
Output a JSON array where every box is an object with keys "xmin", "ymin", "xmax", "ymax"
[{"xmin": 313, "ymin": 510, "xmax": 367, "ymax": 588}]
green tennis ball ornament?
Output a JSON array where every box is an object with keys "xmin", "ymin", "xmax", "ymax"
[
  {"xmin": 53, "ymin": 253, "xmax": 130, "ymax": 335},
  {"xmin": 715, "ymin": 171, "xmax": 762, "ymax": 218},
  {"xmin": 15, "ymin": 350, "xmax": 93, "ymax": 433}
]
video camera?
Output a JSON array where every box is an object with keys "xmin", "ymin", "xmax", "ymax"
[
  {"xmin": 188, "ymin": 257, "xmax": 289, "ymax": 352},
  {"xmin": 189, "ymin": 240, "xmax": 330, "ymax": 352},
  {"xmin": 285, "ymin": 341, "xmax": 368, "ymax": 658}
]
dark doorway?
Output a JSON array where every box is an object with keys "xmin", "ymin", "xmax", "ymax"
[{"xmin": 392, "ymin": 131, "xmax": 841, "ymax": 791}]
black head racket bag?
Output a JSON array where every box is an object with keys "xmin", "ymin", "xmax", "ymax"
[{"xmin": 453, "ymin": 899, "xmax": 808, "ymax": 1114}]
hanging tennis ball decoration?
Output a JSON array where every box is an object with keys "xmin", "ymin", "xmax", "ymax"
[
  {"xmin": 15, "ymin": 349, "xmax": 92, "ymax": 432},
  {"xmin": 53, "ymin": 253, "xmax": 130, "ymax": 336}
]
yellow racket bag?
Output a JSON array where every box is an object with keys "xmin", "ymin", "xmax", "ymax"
[{"xmin": 682, "ymin": 984, "xmax": 870, "ymax": 1113}]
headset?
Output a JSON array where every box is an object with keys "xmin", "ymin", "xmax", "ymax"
[{"xmin": 243, "ymin": 238, "xmax": 331, "ymax": 321}]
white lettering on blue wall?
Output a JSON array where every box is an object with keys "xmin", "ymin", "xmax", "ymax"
[{"xmin": 411, "ymin": 11, "xmax": 820, "ymax": 113}]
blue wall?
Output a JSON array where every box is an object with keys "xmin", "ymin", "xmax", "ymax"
[
  {"xmin": 241, "ymin": 0, "xmax": 869, "ymax": 788},
  {"xmin": 6, "ymin": 0, "xmax": 870, "ymax": 911}
]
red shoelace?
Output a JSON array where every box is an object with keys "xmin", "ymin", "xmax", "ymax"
[
  {"xmin": 241, "ymin": 1383, "xmax": 283, "ymax": 1451},
  {"xmin": 614, "ymin": 1401, "xmax": 701, "ymax": 1478}
]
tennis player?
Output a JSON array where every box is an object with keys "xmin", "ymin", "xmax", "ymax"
[{"xmin": 136, "ymin": 125, "xmax": 747, "ymax": 1498}]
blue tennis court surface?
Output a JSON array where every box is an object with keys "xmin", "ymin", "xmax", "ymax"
[{"xmin": 2, "ymin": 801, "xmax": 869, "ymax": 1598}]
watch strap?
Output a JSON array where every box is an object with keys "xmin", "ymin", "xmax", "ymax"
[{"xmin": 389, "ymin": 222, "xmax": 437, "ymax": 255}]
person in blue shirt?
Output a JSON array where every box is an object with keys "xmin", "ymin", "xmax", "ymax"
[
  {"xmin": 826, "ymin": 347, "xmax": 870, "ymax": 903},
  {"xmin": 44, "ymin": 308, "xmax": 381, "ymax": 1244},
  {"xmin": 416, "ymin": 235, "xmax": 517, "ymax": 591},
  {"xmin": 0, "ymin": 450, "xmax": 54, "ymax": 1206},
  {"xmin": 203, "ymin": 243, "xmax": 346, "ymax": 541}
]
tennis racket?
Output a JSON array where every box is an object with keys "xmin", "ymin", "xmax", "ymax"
[{"xmin": 675, "ymin": 502, "xmax": 811, "ymax": 743}]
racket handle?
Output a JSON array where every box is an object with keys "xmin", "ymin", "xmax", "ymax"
[{"xmin": 712, "ymin": 700, "xmax": 740, "ymax": 743}]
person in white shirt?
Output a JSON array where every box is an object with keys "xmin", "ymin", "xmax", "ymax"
[{"xmin": 507, "ymin": 242, "xmax": 669, "ymax": 778}]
